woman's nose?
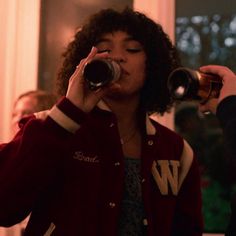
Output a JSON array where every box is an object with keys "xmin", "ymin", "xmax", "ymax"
[{"xmin": 108, "ymin": 49, "xmax": 126, "ymax": 63}]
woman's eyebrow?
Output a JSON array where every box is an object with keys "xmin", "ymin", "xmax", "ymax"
[
  {"xmin": 96, "ymin": 38, "xmax": 110, "ymax": 44},
  {"xmin": 96, "ymin": 36, "xmax": 137, "ymax": 44}
]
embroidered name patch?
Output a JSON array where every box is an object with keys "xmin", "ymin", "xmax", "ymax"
[{"xmin": 73, "ymin": 151, "xmax": 99, "ymax": 163}]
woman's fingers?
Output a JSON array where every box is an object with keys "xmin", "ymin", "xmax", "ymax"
[
  {"xmin": 199, "ymin": 65, "xmax": 235, "ymax": 79},
  {"xmin": 66, "ymin": 47, "xmax": 112, "ymax": 112}
]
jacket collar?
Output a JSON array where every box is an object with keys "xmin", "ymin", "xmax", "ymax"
[{"xmin": 97, "ymin": 100, "xmax": 156, "ymax": 135}]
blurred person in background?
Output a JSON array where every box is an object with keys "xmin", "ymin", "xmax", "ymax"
[
  {"xmin": 198, "ymin": 65, "xmax": 236, "ymax": 236},
  {"xmin": 0, "ymin": 90, "xmax": 57, "ymax": 236},
  {"xmin": 12, "ymin": 90, "xmax": 58, "ymax": 135}
]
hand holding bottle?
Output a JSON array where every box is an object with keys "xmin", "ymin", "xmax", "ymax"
[
  {"xmin": 66, "ymin": 47, "xmax": 121, "ymax": 113},
  {"xmin": 198, "ymin": 65, "xmax": 236, "ymax": 114}
]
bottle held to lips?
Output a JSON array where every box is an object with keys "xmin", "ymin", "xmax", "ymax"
[
  {"xmin": 83, "ymin": 58, "xmax": 121, "ymax": 90},
  {"xmin": 167, "ymin": 67, "xmax": 223, "ymax": 104}
]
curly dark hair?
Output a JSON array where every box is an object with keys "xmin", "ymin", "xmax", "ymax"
[{"xmin": 56, "ymin": 7, "xmax": 181, "ymax": 114}]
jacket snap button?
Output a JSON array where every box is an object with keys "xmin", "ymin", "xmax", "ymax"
[
  {"xmin": 109, "ymin": 202, "xmax": 116, "ymax": 208},
  {"xmin": 114, "ymin": 162, "xmax": 120, "ymax": 166},
  {"xmin": 143, "ymin": 218, "xmax": 148, "ymax": 225},
  {"xmin": 148, "ymin": 140, "xmax": 153, "ymax": 145}
]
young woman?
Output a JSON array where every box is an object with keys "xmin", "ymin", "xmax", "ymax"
[{"xmin": 0, "ymin": 8, "xmax": 203, "ymax": 235}]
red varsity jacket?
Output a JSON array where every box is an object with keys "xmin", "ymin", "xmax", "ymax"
[{"xmin": 0, "ymin": 97, "xmax": 203, "ymax": 235}]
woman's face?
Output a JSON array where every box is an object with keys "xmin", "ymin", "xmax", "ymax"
[{"xmin": 95, "ymin": 31, "xmax": 147, "ymax": 99}]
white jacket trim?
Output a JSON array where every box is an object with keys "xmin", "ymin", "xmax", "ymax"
[{"xmin": 48, "ymin": 105, "xmax": 80, "ymax": 133}]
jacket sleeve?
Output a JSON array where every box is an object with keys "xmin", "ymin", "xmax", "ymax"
[
  {"xmin": 216, "ymin": 95, "xmax": 236, "ymax": 159},
  {"xmin": 0, "ymin": 97, "xmax": 86, "ymax": 226},
  {"xmin": 171, "ymin": 141, "xmax": 204, "ymax": 236}
]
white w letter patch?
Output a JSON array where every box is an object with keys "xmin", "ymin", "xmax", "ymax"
[{"xmin": 152, "ymin": 160, "xmax": 180, "ymax": 195}]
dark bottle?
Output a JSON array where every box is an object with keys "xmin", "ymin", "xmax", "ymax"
[
  {"xmin": 167, "ymin": 67, "xmax": 223, "ymax": 104},
  {"xmin": 83, "ymin": 59, "xmax": 121, "ymax": 90}
]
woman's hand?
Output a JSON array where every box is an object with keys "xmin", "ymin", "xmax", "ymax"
[{"xmin": 66, "ymin": 47, "xmax": 118, "ymax": 113}]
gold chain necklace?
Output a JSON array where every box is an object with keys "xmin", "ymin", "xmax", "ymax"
[{"xmin": 120, "ymin": 128, "xmax": 137, "ymax": 145}]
